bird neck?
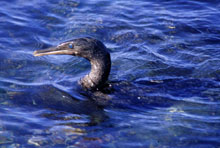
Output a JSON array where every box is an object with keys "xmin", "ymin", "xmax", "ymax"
[{"xmin": 80, "ymin": 54, "xmax": 111, "ymax": 90}]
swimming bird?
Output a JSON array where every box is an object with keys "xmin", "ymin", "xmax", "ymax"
[
  {"xmin": 32, "ymin": 37, "xmax": 174, "ymax": 109},
  {"xmin": 33, "ymin": 37, "xmax": 111, "ymax": 91}
]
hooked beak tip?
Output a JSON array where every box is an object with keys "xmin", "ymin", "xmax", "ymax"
[{"xmin": 33, "ymin": 51, "xmax": 40, "ymax": 56}]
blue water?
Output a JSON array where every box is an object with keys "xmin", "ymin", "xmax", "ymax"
[{"xmin": 0, "ymin": 0, "xmax": 220, "ymax": 147}]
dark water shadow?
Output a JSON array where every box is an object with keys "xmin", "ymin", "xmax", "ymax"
[{"xmin": 9, "ymin": 85, "xmax": 107, "ymax": 126}]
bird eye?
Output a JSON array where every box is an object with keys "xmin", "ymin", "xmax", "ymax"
[{"xmin": 69, "ymin": 44, "xmax": 73, "ymax": 49}]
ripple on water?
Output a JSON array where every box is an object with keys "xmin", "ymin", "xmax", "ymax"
[{"xmin": 0, "ymin": 0, "xmax": 220, "ymax": 147}]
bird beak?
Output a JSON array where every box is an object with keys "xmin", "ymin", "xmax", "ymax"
[{"xmin": 33, "ymin": 46, "xmax": 73, "ymax": 57}]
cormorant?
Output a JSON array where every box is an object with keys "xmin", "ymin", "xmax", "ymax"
[{"xmin": 34, "ymin": 37, "xmax": 111, "ymax": 91}]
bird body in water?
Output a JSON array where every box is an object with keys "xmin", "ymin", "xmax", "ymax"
[
  {"xmin": 34, "ymin": 37, "xmax": 111, "ymax": 91},
  {"xmin": 33, "ymin": 37, "xmax": 174, "ymax": 110}
]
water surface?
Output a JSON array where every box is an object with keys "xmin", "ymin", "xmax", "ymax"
[{"xmin": 0, "ymin": 0, "xmax": 220, "ymax": 147}]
